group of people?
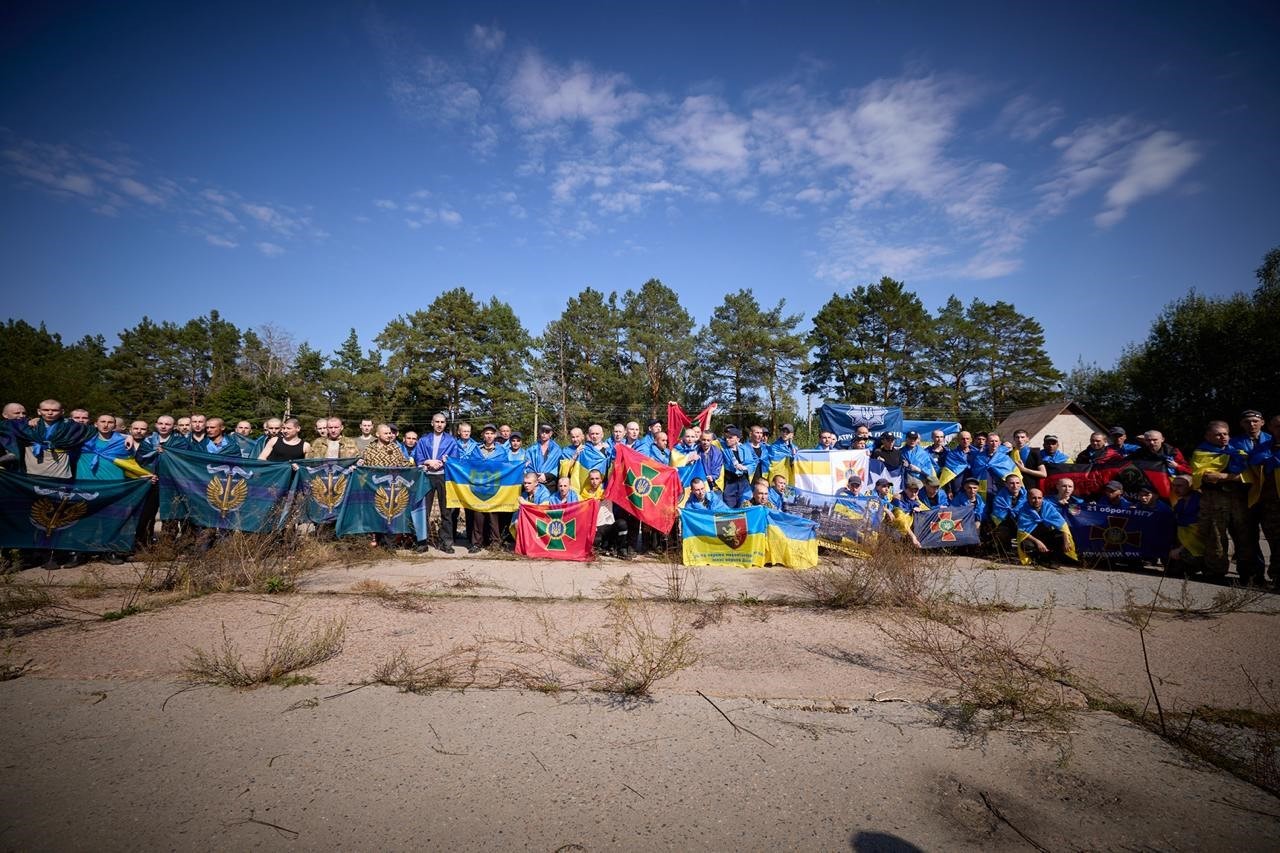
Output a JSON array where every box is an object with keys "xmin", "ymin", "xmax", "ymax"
[{"xmin": 2, "ymin": 399, "xmax": 1276, "ymax": 584}]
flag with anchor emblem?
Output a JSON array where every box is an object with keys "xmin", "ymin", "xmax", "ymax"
[{"xmin": 157, "ymin": 447, "xmax": 296, "ymax": 531}]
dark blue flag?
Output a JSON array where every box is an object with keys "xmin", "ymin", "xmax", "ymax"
[
  {"xmin": 912, "ymin": 504, "xmax": 980, "ymax": 549},
  {"xmin": 157, "ymin": 447, "xmax": 297, "ymax": 532},
  {"xmin": 817, "ymin": 404, "xmax": 904, "ymax": 449},
  {"xmin": 0, "ymin": 470, "xmax": 151, "ymax": 552},
  {"xmin": 295, "ymin": 458, "xmax": 361, "ymax": 524},
  {"xmin": 1066, "ymin": 504, "xmax": 1174, "ymax": 561},
  {"xmin": 336, "ymin": 467, "xmax": 430, "ymax": 536}
]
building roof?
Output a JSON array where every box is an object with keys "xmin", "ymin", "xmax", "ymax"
[{"xmin": 994, "ymin": 400, "xmax": 1106, "ymax": 439}]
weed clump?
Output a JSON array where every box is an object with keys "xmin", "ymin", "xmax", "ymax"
[{"xmin": 181, "ymin": 611, "xmax": 347, "ymax": 688}]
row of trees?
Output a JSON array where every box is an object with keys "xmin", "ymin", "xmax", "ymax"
[
  {"xmin": 1063, "ymin": 247, "xmax": 1279, "ymax": 450},
  {"xmin": 3, "ymin": 276, "xmax": 1066, "ymax": 433}
]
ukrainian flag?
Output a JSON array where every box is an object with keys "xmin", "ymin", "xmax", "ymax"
[
  {"xmin": 765, "ymin": 510, "xmax": 819, "ymax": 568},
  {"xmin": 559, "ymin": 446, "xmax": 610, "ymax": 494},
  {"xmin": 937, "ymin": 448, "xmax": 970, "ymax": 488},
  {"xmin": 445, "ymin": 456, "xmax": 524, "ymax": 512},
  {"xmin": 680, "ymin": 505, "xmax": 768, "ymax": 567}
]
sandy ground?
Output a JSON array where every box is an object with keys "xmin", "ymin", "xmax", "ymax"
[{"xmin": 4, "ymin": 551, "xmax": 1280, "ymax": 849}]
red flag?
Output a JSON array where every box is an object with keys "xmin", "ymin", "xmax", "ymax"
[
  {"xmin": 606, "ymin": 443, "xmax": 683, "ymax": 534},
  {"xmin": 515, "ymin": 500, "xmax": 598, "ymax": 562},
  {"xmin": 666, "ymin": 402, "xmax": 717, "ymax": 446}
]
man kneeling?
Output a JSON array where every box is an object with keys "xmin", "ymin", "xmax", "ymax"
[{"xmin": 1015, "ymin": 488, "xmax": 1072, "ymax": 565}]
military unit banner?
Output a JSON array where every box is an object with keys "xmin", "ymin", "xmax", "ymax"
[
  {"xmin": 817, "ymin": 404, "xmax": 903, "ymax": 447},
  {"xmin": 335, "ymin": 467, "xmax": 430, "ymax": 536},
  {"xmin": 911, "ymin": 504, "xmax": 980, "ymax": 549},
  {"xmin": 0, "ymin": 470, "xmax": 150, "ymax": 552},
  {"xmin": 785, "ymin": 488, "xmax": 884, "ymax": 554},
  {"xmin": 158, "ymin": 447, "xmax": 296, "ymax": 532},
  {"xmin": 294, "ymin": 458, "xmax": 361, "ymax": 524},
  {"xmin": 680, "ymin": 505, "xmax": 769, "ymax": 567},
  {"xmin": 1065, "ymin": 504, "xmax": 1174, "ymax": 561},
  {"xmin": 605, "ymin": 443, "xmax": 682, "ymax": 533},
  {"xmin": 515, "ymin": 500, "xmax": 599, "ymax": 561}
]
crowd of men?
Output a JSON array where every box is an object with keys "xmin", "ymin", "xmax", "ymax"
[{"xmin": 2, "ymin": 400, "xmax": 1276, "ymax": 585}]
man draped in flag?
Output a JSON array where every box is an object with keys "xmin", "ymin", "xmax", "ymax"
[
  {"xmin": 1192, "ymin": 419, "xmax": 1255, "ymax": 581},
  {"xmin": 969, "ymin": 433, "xmax": 1017, "ymax": 496},
  {"xmin": 1015, "ymin": 488, "xmax": 1076, "ymax": 565}
]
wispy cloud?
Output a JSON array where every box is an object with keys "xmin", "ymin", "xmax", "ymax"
[
  {"xmin": 0, "ymin": 130, "xmax": 327, "ymax": 255},
  {"xmin": 256, "ymin": 241, "xmax": 285, "ymax": 257}
]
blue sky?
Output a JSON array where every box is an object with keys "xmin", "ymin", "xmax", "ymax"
[{"xmin": 2, "ymin": 1, "xmax": 1276, "ymax": 381}]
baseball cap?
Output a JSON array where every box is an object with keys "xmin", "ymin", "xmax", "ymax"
[
  {"xmin": 509, "ymin": 430, "xmax": 522, "ymax": 439},
  {"xmin": 781, "ymin": 423, "xmax": 794, "ymax": 433},
  {"xmin": 923, "ymin": 474, "xmax": 940, "ymax": 486},
  {"xmin": 1104, "ymin": 480, "xmax": 1125, "ymax": 492},
  {"xmin": 1108, "ymin": 426, "xmax": 1126, "ymax": 436},
  {"xmin": 1043, "ymin": 435, "xmax": 1059, "ymax": 442},
  {"xmin": 905, "ymin": 478, "xmax": 922, "ymax": 489},
  {"xmin": 482, "ymin": 423, "xmax": 497, "ymax": 433},
  {"xmin": 905, "ymin": 430, "xmax": 919, "ymax": 440},
  {"xmin": 724, "ymin": 426, "xmax": 742, "ymax": 438},
  {"xmin": 538, "ymin": 424, "xmax": 553, "ymax": 434}
]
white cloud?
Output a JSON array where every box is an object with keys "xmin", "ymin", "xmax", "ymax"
[
  {"xmin": 506, "ymin": 51, "xmax": 649, "ymax": 137},
  {"xmin": 996, "ymin": 94, "xmax": 1064, "ymax": 141},
  {"xmin": 205, "ymin": 234, "xmax": 238, "ymax": 249},
  {"xmin": 256, "ymin": 241, "xmax": 285, "ymax": 257},
  {"xmin": 652, "ymin": 95, "xmax": 750, "ymax": 174},
  {"xmin": 468, "ymin": 24, "xmax": 505, "ymax": 53},
  {"xmin": 115, "ymin": 176, "xmax": 166, "ymax": 206},
  {"xmin": 1096, "ymin": 130, "xmax": 1200, "ymax": 227},
  {"xmin": 1039, "ymin": 118, "xmax": 1200, "ymax": 227},
  {"xmin": 373, "ymin": 198, "xmax": 398, "ymax": 210},
  {"xmin": 438, "ymin": 208, "xmax": 463, "ymax": 226}
]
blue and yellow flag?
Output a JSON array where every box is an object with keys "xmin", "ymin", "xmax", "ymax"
[
  {"xmin": 937, "ymin": 448, "xmax": 971, "ymax": 488},
  {"xmin": 445, "ymin": 455, "xmax": 524, "ymax": 512},
  {"xmin": 558, "ymin": 445, "xmax": 610, "ymax": 494},
  {"xmin": 336, "ymin": 466, "xmax": 429, "ymax": 536},
  {"xmin": 295, "ymin": 458, "xmax": 361, "ymax": 524},
  {"xmin": 765, "ymin": 510, "xmax": 819, "ymax": 568},
  {"xmin": 157, "ymin": 447, "xmax": 296, "ymax": 532},
  {"xmin": 680, "ymin": 505, "xmax": 768, "ymax": 567},
  {"xmin": 0, "ymin": 470, "xmax": 151, "ymax": 552}
]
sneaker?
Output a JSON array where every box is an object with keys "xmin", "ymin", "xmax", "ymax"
[
  {"xmin": 439, "ymin": 543, "xmax": 455, "ymax": 554},
  {"xmin": 413, "ymin": 542, "xmax": 430, "ymax": 553},
  {"xmin": 467, "ymin": 545, "xmax": 482, "ymax": 554},
  {"xmin": 104, "ymin": 554, "xmax": 125, "ymax": 565}
]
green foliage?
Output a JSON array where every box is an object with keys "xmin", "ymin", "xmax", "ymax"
[{"xmin": 621, "ymin": 279, "xmax": 696, "ymax": 419}]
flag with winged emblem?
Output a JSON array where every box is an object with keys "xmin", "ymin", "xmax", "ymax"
[
  {"xmin": 514, "ymin": 499, "xmax": 598, "ymax": 561},
  {"xmin": 294, "ymin": 458, "xmax": 361, "ymax": 524},
  {"xmin": 1065, "ymin": 504, "xmax": 1174, "ymax": 561},
  {"xmin": 336, "ymin": 467, "xmax": 431, "ymax": 535},
  {"xmin": 0, "ymin": 469, "xmax": 151, "ymax": 551},
  {"xmin": 157, "ymin": 447, "xmax": 297, "ymax": 532},
  {"xmin": 605, "ymin": 443, "xmax": 682, "ymax": 533}
]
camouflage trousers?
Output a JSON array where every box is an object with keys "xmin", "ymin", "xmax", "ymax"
[{"xmin": 1200, "ymin": 488, "xmax": 1256, "ymax": 577}]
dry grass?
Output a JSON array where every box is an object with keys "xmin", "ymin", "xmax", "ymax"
[
  {"xmin": 788, "ymin": 537, "xmax": 951, "ymax": 611},
  {"xmin": 181, "ymin": 610, "xmax": 347, "ymax": 688},
  {"xmin": 1121, "ymin": 579, "xmax": 1268, "ymax": 621},
  {"xmin": 878, "ymin": 594, "xmax": 1078, "ymax": 735},
  {"xmin": 374, "ymin": 593, "xmax": 698, "ymax": 699}
]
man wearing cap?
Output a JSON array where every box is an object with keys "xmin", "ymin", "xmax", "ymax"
[
  {"xmin": 1233, "ymin": 409, "xmax": 1272, "ymax": 581},
  {"xmin": 950, "ymin": 477, "xmax": 986, "ymax": 527},
  {"xmin": 721, "ymin": 427, "xmax": 756, "ymax": 509},
  {"xmin": 463, "ymin": 424, "xmax": 505, "ymax": 552},
  {"xmin": 889, "ymin": 479, "xmax": 926, "ymax": 547},
  {"xmin": 1167, "ymin": 474, "xmax": 1204, "ymax": 578},
  {"xmin": 919, "ymin": 474, "xmax": 946, "ymax": 508},
  {"xmin": 872, "ymin": 478, "xmax": 895, "ymax": 512},
  {"xmin": 871, "ymin": 431, "xmax": 903, "ymax": 471},
  {"xmin": 1039, "ymin": 435, "xmax": 1069, "ymax": 465},
  {"xmin": 1097, "ymin": 480, "xmax": 1131, "ymax": 509},
  {"xmin": 412, "ymin": 413, "xmax": 457, "ymax": 553},
  {"xmin": 1129, "ymin": 430, "xmax": 1191, "ymax": 476},
  {"xmin": 835, "ymin": 472, "xmax": 863, "ymax": 499},
  {"xmin": 769, "ymin": 423, "xmax": 799, "ymax": 470},
  {"xmin": 1107, "ymin": 427, "xmax": 1140, "ymax": 456},
  {"xmin": 528, "ymin": 424, "xmax": 562, "ymax": 485},
  {"xmin": 900, "ymin": 430, "xmax": 937, "ymax": 480}
]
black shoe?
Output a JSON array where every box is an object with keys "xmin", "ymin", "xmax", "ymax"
[
  {"xmin": 439, "ymin": 543, "xmax": 455, "ymax": 554},
  {"xmin": 61, "ymin": 552, "xmax": 86, "ymax": 568},
  {"xmin": 467, "ymin": 545, "xmax": 482, "ymax": 554},
  {"xmin": 413, "ymin": 542, "xmax": 430, "ymax": 553},
  {"xmin": 104, "ymin": 554, "xmax": 125, "ymax": 565}
]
